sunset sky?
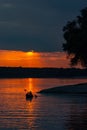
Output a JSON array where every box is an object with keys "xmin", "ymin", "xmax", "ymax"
[
  {"xmin": 0, "ymin": 50, "xmax": 71, "ymax": 68},
  {"xmin": 0, "ymin": 1, "xmax": 87, "ymax": 68}
]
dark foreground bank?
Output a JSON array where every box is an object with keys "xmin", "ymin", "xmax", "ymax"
[{"xmin": 39, "ymin": 83, "xmax": 87, "ymax": 94}]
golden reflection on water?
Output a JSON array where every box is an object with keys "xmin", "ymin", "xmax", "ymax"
[
  {"xmin": 26, "ymin": 102, "xmax": 34, "ymax": 128},
  {"xmin": 0, "ymin": 78, "xmax": 39, "ymax": 94},
  {"xmin": 25, "ymin": 78, "xmax": 39, "ymax": 93},
  {"xmin": 25, "ymin": 96, "xmax": 38, "ymax": 129},
  {"xmin": 27, "ymin": 78, "xmax": 33, "ymax": 92}
]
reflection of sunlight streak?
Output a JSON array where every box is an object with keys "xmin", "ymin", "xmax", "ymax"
[
  {"xmin": 25, "ymin": 79, "xmax": 36, "ymax": 128},
  {"xmin": 26, "ymin": 78, "xmax": 39, "ymax": 129},
  {"xmin": 25, "ymin": 78, "xmax": 38, "ymax": 93},
  {"xmin": 28, "ymin": 78, "xmax": 33, "ymax": 91},
  {"xmin": 26, "ymin": 101, "xmax": 36, "ymax": 128}
]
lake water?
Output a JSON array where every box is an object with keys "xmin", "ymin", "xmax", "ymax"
[{"xmin": 0, "ymin": 78, "xmax": 87, "ymax": 130}]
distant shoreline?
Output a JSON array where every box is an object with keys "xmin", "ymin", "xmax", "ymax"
[
  {"xmin": 0, "ymin": 67, "xmax": 87, "ymax": 78},
  {"xmin": 39, "ymin": 83, "xmax": 87, "ymax": 94}
]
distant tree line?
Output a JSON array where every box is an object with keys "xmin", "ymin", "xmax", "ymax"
[{"xmin": 0, "ymin": 67, "xmax": 87, "ymax": 78}]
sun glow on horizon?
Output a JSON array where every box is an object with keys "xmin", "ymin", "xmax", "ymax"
[
  {"xmin": 26, "ymin": 50, "xmax": 34, "ymax": 56},
  {"xmin": 0, "ymin": 50, "xmax": 79, "ymax": 68}
]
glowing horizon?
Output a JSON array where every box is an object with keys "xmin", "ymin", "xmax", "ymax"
[{"xmin": 0, "ymin": 50, "xmax": 80, "ymax": 68}]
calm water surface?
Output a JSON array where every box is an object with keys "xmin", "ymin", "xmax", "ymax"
[{"xmin": 0, "ymin": 78, "xmax": 87, "ymax": 130}]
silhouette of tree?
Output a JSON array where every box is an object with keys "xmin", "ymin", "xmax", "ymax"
[{"xmin": 63, "ymin": 7, "xmax": 87, "ymax": 67}]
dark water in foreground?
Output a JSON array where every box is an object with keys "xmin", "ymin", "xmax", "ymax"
[{"xmin": 0, "ymin": 78, "xmax": 87, "ymax": 130}]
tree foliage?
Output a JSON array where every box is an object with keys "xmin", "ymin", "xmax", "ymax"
[{"xmin": 63, "ymin": 7, "xmax": 87, "ymax": 67}]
